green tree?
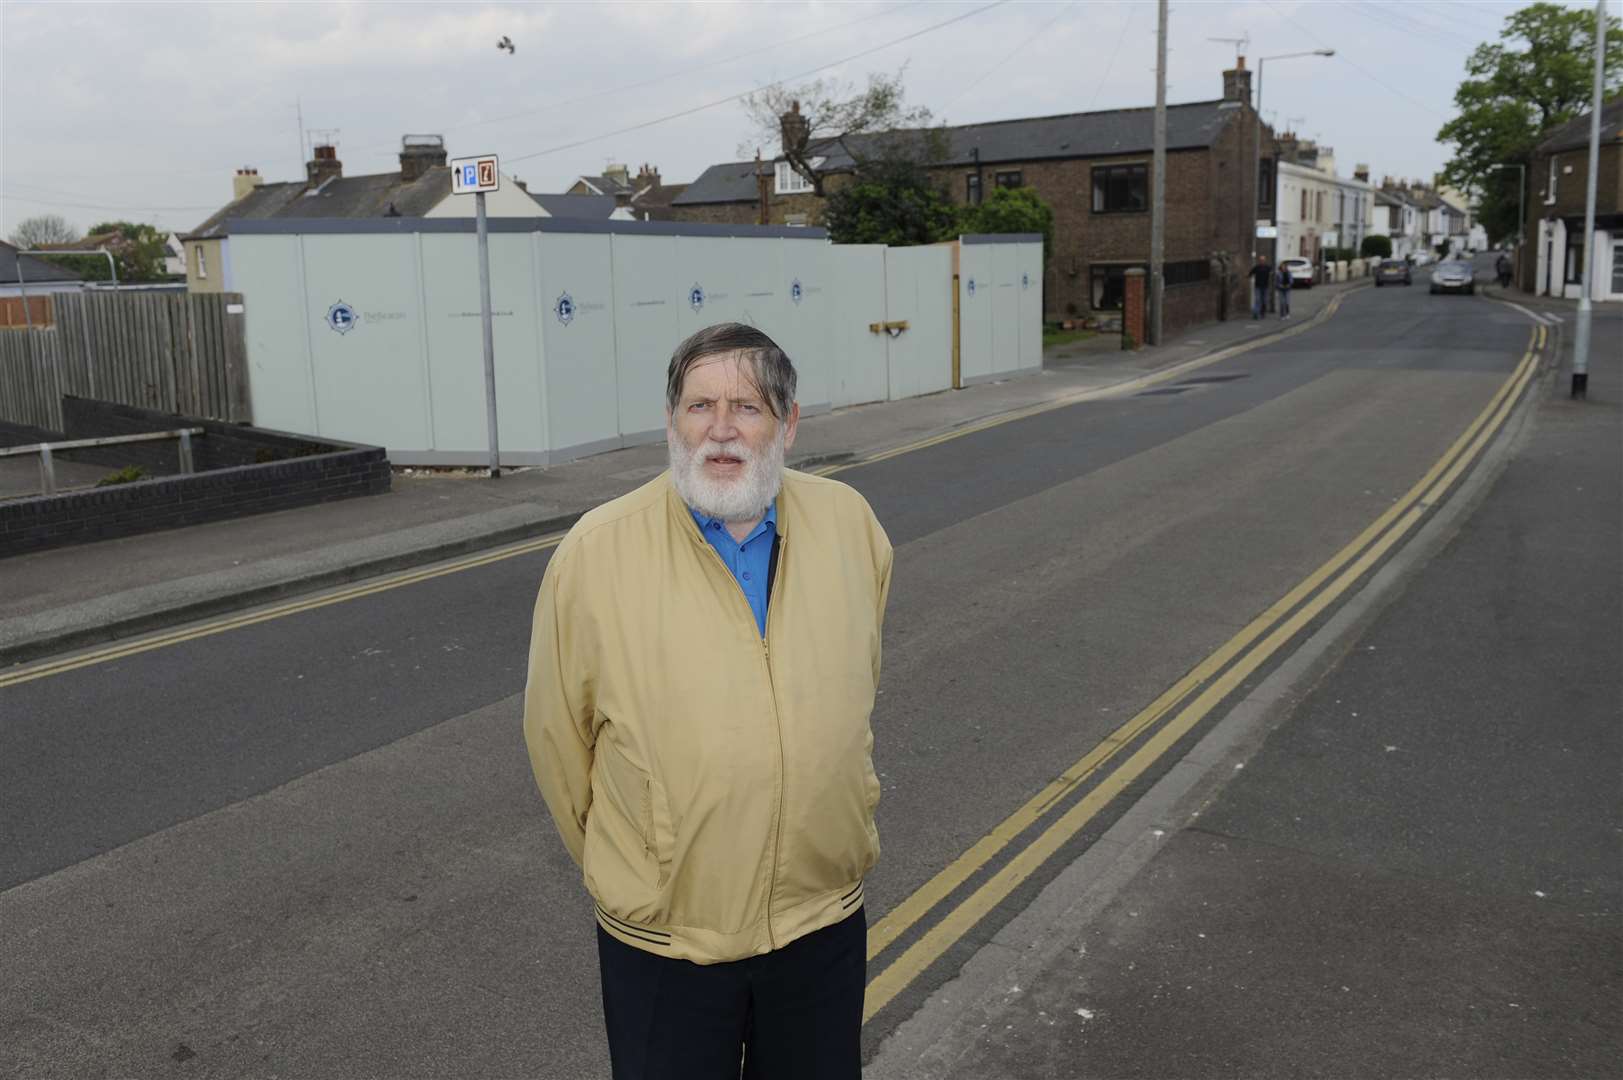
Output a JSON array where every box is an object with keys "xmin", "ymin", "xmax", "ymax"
[
  {"xmin": 823, "ymin": 158, "xmax": 958, "ymax": 247},
  {"xmin": 89, "ymin": 221, "xmax": 173, "ymax": 282},
  {"xmin": 1438, "ymin": 2, "xmax": 1622, "ymax": 245},
  {"xmin": 958, "ymin": 187, "xmax": 1055, "ymax": 264},
  {"xmin": 1360, "ymin": 234, "xmax": 1393, "ymax": 259}
]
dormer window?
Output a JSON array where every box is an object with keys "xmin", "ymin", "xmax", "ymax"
[{"xmin": 775, "ymin": 158, "xmax": 824, "ymax": 195}]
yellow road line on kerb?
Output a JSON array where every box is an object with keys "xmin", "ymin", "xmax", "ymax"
[
  {"xmin": 0, "ymin": 531, "xmax": 568, "ymax": 690},
  {"xmin": 862, "ymin": 327, "xmax": 1542, "ymax": 1021}
]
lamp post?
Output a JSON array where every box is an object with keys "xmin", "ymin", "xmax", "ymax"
[
  {"xmin": 1250, "ymin": 49, "xmax": 1336, "ymax": 268},
  {"xmin": 1489, "ymin": 162, "xmax": 1525, "ymax": 287}
]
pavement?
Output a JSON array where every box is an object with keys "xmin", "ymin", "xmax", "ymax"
[
  {"xmin": 0, "ymin": 277, "xmax": 1363, "ymax": 667},
  {"xmin": 868, "ymin": 298, "xmax": 1623, "ymax": 1077}
]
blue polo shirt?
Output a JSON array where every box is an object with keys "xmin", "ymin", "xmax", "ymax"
[{"xmin": 690, "ymin": 503, "xmax": 777, "ymax": 636}]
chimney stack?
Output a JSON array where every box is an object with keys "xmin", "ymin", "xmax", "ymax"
[
  {"xmin": 636, "ymin": 162, "xmax": 661, "ymax": 190},
  {"xmin": 604, "ymin": 162, "xmax": 631, "ymax": 188},
  {"xmin": 1354, "ymin": 163, "xmax": 1370, "ymax": 183},
  {"xmin": 233, "ymin": 167, "xmax": 262, "ymax": 201},
  {"xmin": 779, "ymin": 100, "xmax": 810, "ymax": 158},
  {"xmin": 398, "ymin": 134, "xmax": 447, "ymax": 183},
  {"xmin": 306, "ymin": 143, "xmax": 342, "ymax": 187},
  {"xmin": 1222, "ymin": 56, "xmax": 1253, "ymax": 106}
]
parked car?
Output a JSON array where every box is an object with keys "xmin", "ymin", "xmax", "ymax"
[
  {"xmin": 1280, "ymin": 258, "xmax": 1315, "ymax": 288},
  {"xmin": 1429, "ymin": 261, "xmax": 1475, "ymax": 295},
  {"xmin": 1374, "ymin": 259, "xmax": 1412, "ymax": 286}
]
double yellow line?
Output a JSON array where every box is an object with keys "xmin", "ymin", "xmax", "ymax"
[
  {"xmin": 0, "ymin": 532, "xmax": 568, "ymax": 690},
  {"xmin": 859, "ymin": 323, "xmax": 1546, "ymax": 1023}
]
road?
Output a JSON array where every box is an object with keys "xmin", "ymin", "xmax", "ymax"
[{"xmin": 0, "ymin": 270, "xmax": 1598, "ymax": 1078}]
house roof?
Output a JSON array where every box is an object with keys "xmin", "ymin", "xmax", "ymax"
[
  {"xmin": 0, "ymin": 240, "xmax": 86, "ymax": 285},
  {"xmin": 576, "ymin": 173, "xmax": 635, "ymax": 196},
  {"xmin": 674, "ymin": 100, "xmax": 1241, "ymax": 205},
  {"xmin": 1538, "ymin": 96, "xmax": 1623, "ymax": 154},
  {"xmin": 530, "ymin": 192, "xmax": 621, "ymax": 218},
  {"xmin": 184, "ymin": 165, "xmax": 456, "ymax": 240}
]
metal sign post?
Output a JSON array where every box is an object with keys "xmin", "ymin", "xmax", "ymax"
[{"xmin": 452, "ymin": 154, "xmax": 503, "ymax": 476}]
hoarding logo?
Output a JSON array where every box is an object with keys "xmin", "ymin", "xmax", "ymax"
[
  {"xmin": 790, "ymin": 278, "xmax": 803, "ymax": 305},
  {"xmin": 554, "ymin": 291, "xmax": 575, "ymax": 326},
  {"xmin": 689, "ymin": 283, "xmax": 705, "ymax": 313},
  {"xmin": 1021, "ymin": 272, "xmax": 1030, "ymax": 290},
  {"xmin": 326, "ymin": 300, "xmax": 357, "ymax": 335},
  {"xmin": 966, "ymin": 277, "xmax": 976, "ymax": 298}
]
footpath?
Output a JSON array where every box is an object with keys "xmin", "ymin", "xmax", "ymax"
[
  {"xmin": 869, "ymin": 300, "xmax": 1623, "ymax": 1077},
  {"xmin": 0, "ymin": 280, "xmax": 1361, "ymax": 666}
]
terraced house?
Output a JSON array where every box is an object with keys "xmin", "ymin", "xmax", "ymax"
[{"xmin": 670, "ymin": 62, "xmax": 1277, "ymax": 335}]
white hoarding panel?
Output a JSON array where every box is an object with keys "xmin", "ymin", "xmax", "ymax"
[
  {"xmin": 778, "ymin": 240, "xmax": 833, "ymax": 410},
  {"xmin": 418, "ymin": 232, "xmax": 546, "ymax": 458},
  {"xmin": 229, "ymin": 235, "xmax": 317, "ymax": 435},
  {"xmin": 958, "ymin": 243, "xmax": 994, "ymax": 384},
  {"xmin": 299, "ymin": 234, "xmax": 431, "ymax": 451},
  {"xmin": 990, "ymin": 244, "xmax": 1021, "ymax": 377},
  {"xmin": 537, "ymin": 231, "xmax": 617, "ymax": 456},
  {"xmin": 883, "ymin": 245, "xmax": 953, "ymax": 400},
  {"xmin": 826, "ymin": 245, "xmax": 889, "ymax": 407},
  {"xmin": 611, "ymin": 233, "xmax": 682, "ymax": 440},
  {"xmin": 1018, "ymin": 244, "xmax": 1043, "ymax": 372}
]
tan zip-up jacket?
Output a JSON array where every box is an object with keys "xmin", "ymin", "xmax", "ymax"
[{"xmin": 523, "ymin": 469, "xmax": 893, "ymax": 964}]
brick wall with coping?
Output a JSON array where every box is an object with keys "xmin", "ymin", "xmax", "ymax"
[{"xmin": 1, "ymin": 399, "xmax": 389, "ymax": 557}]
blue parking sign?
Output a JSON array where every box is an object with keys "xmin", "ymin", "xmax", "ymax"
[{"xmin": 463, "ymin": 164, "xmax": 478, "ymax": 187}]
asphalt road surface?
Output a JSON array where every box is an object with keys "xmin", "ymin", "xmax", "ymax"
[{"xmin": 0, "ymin": 273, "xmax": 1571, "ymax": 1078}]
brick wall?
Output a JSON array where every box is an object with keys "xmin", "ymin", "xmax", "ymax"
[{"xmin": 0, "ymin": 400, "xmax": 390, "ymax": 557}]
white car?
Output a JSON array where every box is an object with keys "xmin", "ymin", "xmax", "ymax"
[{"xmin": 1280, "ymin": 258, "xmax": 1315, "ymax": 288}]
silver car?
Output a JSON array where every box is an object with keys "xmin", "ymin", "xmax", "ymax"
[{"xmin": 1430, "ymin": 261, "xmax": 1475, "ymax": 295}]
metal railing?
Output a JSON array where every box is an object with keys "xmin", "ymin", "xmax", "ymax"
[{"xmin": 0, "ymin": 428, "xmax": 204, "ymax": 496}]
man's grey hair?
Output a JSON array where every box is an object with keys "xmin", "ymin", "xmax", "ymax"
[{"xmin": 666, "ymin": 323, "xmax": 798, "ymax": 421}]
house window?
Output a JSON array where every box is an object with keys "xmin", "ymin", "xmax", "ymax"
[
  {"xmin": 1091, "ymin": 164, "xmax": 1147, "ymax": 213},
  {"xmin": 1163, "ymin": 259, "xmax": 1210, "ymax": 288},
  {"xmin": 1316, "ymin": 192, "xmax": 1325, "ymax": 222},
  {"xmin": 1300, "ymin": 190, "xmax": 1308, "ymax": 219},
  {"xmin": 1089, "ymin": 263, "xmax": 1143, "ymax": 310},
  {"xmin": 994, "ymin": 170, "xmax": 1023, "ymax": 189},
  {"xmin": 195, "ymin": 245, "xmax": 207, "ymax": 279},
  {"xmin": 966, "ymin": 173, "xmax": 982, "ymax": 206},
  {"xmin": 1545, "ymin": 156, "xmax": 1558, "ymax": 205},
  {"xmin": 1258, "ymin": 159, "xmax": 1275, "ymax": 209},
  {"xmin": 1612, "ymin": 242, "xmax": 1623, "ymax": 295},
  {"xmin": 775, "ymin": 161, "xmax": 813, "ymax": 195}
]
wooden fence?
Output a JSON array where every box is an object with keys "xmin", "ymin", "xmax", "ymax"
[
  {"xmin": 0, "ymin": 291, "xmax": 250, "ymax": 431},
  {"xmin": 1, "ymin": 295, "xmax": 54, "ymax": 328}
]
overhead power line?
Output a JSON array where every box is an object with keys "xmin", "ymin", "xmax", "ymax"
[
  {"xmin": 1262, "ymin": 0, "xmax": 1445, "ymax": 120},
  {"xmin": 346, "ymin": 0, "xmax": 926, "ymax": 159},
  {"xmin": 1, "ymin": 191, "xmax": 217, "ymax": 214},
  {"xmin": 1088, "ymin": 2, "xmax": 1138, "ymax": 110},
  {"xmin": 942, "ymin": 1, "xmax": 1077, "ymax": 114},
  {"xmin": 504, "ymin": 0, "xmax": 1012, "ymax": 166}
]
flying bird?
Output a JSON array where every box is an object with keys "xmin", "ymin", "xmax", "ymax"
[{"xmin": 497, "ymin": 36, "xmax": 515, "ymax": 55}]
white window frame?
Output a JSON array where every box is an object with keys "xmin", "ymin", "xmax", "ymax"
[
  {"xmin": 1545, "ymin": 156, "xmax": 1558, "ymax": 205},
  {"xmin": 195, "ymin": 245, "xmax": 207, "ymax": 279},
  {"xmin": 775, "ymin": 158, "xmax": 823, "ymax": 196}
]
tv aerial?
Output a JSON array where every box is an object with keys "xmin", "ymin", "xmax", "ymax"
[{"xmin": 1207, "ymin": 32, "xmax": 1250, "ymax": 60}]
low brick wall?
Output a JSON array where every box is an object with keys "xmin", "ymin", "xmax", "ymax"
[{"xmin": 1, "ymin": 399, "xmax": 389, "ymax": 557}]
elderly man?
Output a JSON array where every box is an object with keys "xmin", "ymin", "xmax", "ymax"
[{"xmin": 524, "ymin": 322, "xmax": 893, "ymax": 1079}]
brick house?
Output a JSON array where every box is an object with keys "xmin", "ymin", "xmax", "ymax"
[
  {"xmin": 1525, "ymin": 95, "xmax": 1622, "ymax": 300},
  {"xmin": 670, "ymin": 63, "xmax": 1274, "ymax": 333},
  {"xmin": 566, "ymin": 163, "xmax": 690, "ymax": 222}
]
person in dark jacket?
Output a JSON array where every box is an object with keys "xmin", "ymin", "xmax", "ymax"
[
  {"xmin": 1276, "ymin": 261, "xmax": 1294, "ymax": 319},
  {"xmin": 1250, "ymin": 256, "xmax": 1272, "ymax": 319}
]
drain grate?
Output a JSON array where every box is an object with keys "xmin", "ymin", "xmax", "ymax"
[
  {"xmin": 1137, "ymin": 386, "xmax": 1192, "ymax": 396},
  {"xmin": 1174, "ymin": 373, "xmax": 1251, "ymax": 385}
]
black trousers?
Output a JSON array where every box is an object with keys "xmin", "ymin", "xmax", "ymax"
[{"xmin": 597, "ymin": 909, "xmax": 866, "ymax": 1080}]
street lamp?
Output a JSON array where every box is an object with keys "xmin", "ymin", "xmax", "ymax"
[
  {"xmin": 1490, "ymin": 162, "xmax": 1526, "ymax": 286},
  {"xmin": 1250, "ymin": 49, "xmax": 1336, "ymax": 267}
]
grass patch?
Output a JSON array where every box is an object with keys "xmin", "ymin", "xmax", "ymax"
[
  {"xmin": 1042, "ymin": 325, "xmax": 1097, "ymax": 348},
  {"xmin": 96, "ymin": 465, "xmax": 149, "ymax": 487}
]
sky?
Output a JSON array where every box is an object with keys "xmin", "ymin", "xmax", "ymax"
[{"xmin": 0, "ymin": 0, "xmax": 1555, "ymax": 241}]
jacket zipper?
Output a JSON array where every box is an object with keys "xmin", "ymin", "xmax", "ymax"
[{"xmin": 695, "ymin": 529, "xmax": 789, "ymax": 951}]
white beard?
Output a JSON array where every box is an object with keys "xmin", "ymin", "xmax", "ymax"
[{"xmin": 668, "ymin": 425, "xmax": 786, "ymax": 522}]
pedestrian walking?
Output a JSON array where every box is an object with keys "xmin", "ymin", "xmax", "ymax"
[
  {"xmin": 1276, "ymin": 261, "xmax": 1294, "ymax": 319},
  {"xmin": 1496, "ymin": 252, "xmax": 1512, "ymax": 288},
  {"xmin": 524, "ymin": 322, "xmax": 893, "ymax": 1080},
  {"xmin": 1250, "ymin": 255, "xmax": 1272, "ymax": 319}
]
